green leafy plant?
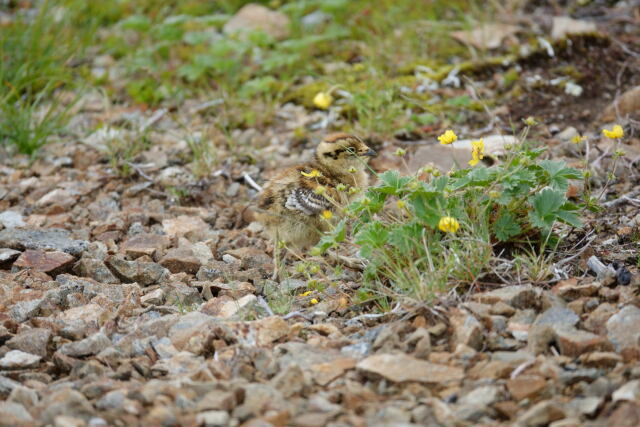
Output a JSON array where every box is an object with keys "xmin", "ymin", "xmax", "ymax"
[{"xmin": 316, "ymin": 135, "xmax": 584, "ymax": 301}]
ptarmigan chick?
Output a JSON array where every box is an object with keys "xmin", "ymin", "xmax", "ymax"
[{"xmin": 256, "ymin": 133, "xmax": 375, "ymax": 249}]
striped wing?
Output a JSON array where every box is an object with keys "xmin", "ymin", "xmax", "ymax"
[{"xmin": 285, "ymin": 188, "xmax": 331, "ymax": 216}]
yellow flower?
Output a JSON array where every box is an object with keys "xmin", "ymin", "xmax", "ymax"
[
  {"xmin": 348, "ymin": 186, "xmax": 360, "ymax": 195},
  {"xmin": 396, "ymin": 200, "xmax": 406, "ymax": 209},
  {"xmin": 310, "ymin": 298, "xmax": 319, "ymax": 305},
  {"xmin": 571, "ymin": 134, "xmax": 587, "ymax": 144},
  {"xmin": 301, "ymin": 169, "xmax": 322, "ymax": 178},
  {"xmin": 394, "ymin": 148, "xmax": 406, "ymax": 156},
  {"xmin": 313, "ymin": 92, "xmax": 333, "ymax": 110},
  {"xmin": 523, "ymin": 116, "xmax": 538, "ymax": 126},
  {"xmin": 438, "ymin": 129, "xmax": 457, "ymax": 145},
  {"xmin": 314, "ymin": 185, "xmax": 326, "ymax": 195},
  {"xmin": 348, "ymin": 166, "xmax": 357, "ymax": 173},
  {"xmin": 468, "ymin": 139, "xmax": 485, "ymax": 167},
  {"xmin": 438, "ymin": 216, "xmax": 460, "ymax": 233},
  {"xmin": 336, "ymin": 183, "xmax": 347, "ymax": 191},
  {"xmin": 321, "ymin": 210, "xmax": 333, "ymax": 220},
  {"xmin": 602, "ymin": 124, "xmax": 624, "ymax": 139},
  {"xmin": 300, "ymin": 290, "xmax": 312, "ymax": 297}
]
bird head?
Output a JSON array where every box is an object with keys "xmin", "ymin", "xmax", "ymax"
[{"xmin": 315, "ymin": 133, "xmax": 375, "ymax": 173}]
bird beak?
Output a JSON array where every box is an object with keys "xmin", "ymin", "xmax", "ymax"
[{"xmin": 363, "ymin": 148, "xmax": 376, "ymax": 157}]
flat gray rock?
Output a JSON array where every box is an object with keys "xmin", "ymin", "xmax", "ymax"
[{"xmin": 0, "ymin": 228, "xmax": 88, "ymax": 256}]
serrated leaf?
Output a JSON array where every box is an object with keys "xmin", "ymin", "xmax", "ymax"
[
  {"xmin": 492, "ymin": 211, "xmax": 522, "ymax": 241},
  {"xmin": 532, "ymin": 187, "xmax": 565, "ymax": 215},
  {"xmin": 355, "ymin": 222, "xmax": 389, "ymax": 248},
  {"xmin": 528, "ymin": 187, "xmax": 582, "ymax": 230},
  {"xmin": 388, "ymin": 222, "xmax": 423, "ymax": 252},
  {"xmin": 376, "ymin": 170, "xmax": 412, "ymax": 195},
  {"xmin": 410, "ymin": 192, "xmax": 445, "ymax": 228},
  {"xmin": 538, "ymin": 160, "xmax": 583, "ymax": 191}
]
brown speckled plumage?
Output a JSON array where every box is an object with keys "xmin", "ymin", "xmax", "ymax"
[{"xmin": 256, "ymin": 133, "xmax": 375, "ymax": 249}]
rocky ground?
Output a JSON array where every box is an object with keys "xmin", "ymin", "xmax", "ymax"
[
  {"xmin": 1, "ymin": 103, "xmax": 640, "ymax": 427},
  {"xmin": 2, "ymin": 1, "xmax": 640, "ymax": 427}
]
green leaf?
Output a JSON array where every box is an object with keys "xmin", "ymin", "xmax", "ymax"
[
  {"xmin": 556, "ymin": 209, "xmax": 582, "ymax": 228},
  {"xmin": 355, "ymin": 222, "xmax": 389, "ymax": 249},
  {"xmin": 528, "ymin": 187, "xmax": 583, "ymax": 230},
  {"xmin": 354, "ymin": 222, "xmax": 389, "ymax": 259},
  {"xmin": 315, "ymin": 220, "xmax": 347, "ymax": 254},
  {"xmin": 538, "ymin": 160, "xmax": 582, "ymax": 191},
  {"xmin": 388, "ymin": 222, "xmax": 423, "ymax": 253},
  {"xmin": 376, "ymin": 170, "xmax": 412, "ymax": 195},
  {"xmin": 410, "ymin": 192, "xmax": 444, "ymax": 228},
  {"xmin": 492, "ymin": 211, "xmax": 522, "ymax": 242}
]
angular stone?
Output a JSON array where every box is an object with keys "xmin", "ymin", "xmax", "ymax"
[
  {"xmin": 59, "ymin": 303, "xmax": 105, "ymax": 327},
  {"xmin": 357, "ymin": 353, "xmax": 464, "ymax": 384},
  {"xmin": 584, "ymin": 303, "xmax": 617, "ymax": 334},
  {"xmin": 9, "ymin": 298, "xmax": 43, "ymax": 323},
  {"xmin": 160, "ymin": 247, "xmax": 202, "ymax": 274},
  {"xmin": 39, "ymin": 389, "xmax": 95, "ymax": 425},
  {"xmin": 0, "ymin": 350, "xmax": 42, "ymax": 369},
  {"xmin": 553, "ymin": 279, "xmax": 601, "ymax": 300},
  {"xmin": 457, "ymin": 385, "xmax": 502, "ymax": 420},
  {"xmin": 311, "ymin": 357, "xmax": 357, "ymax": 386},
  {"xmin": 604, "ymin": 401, "xmax": 640, "ymax": 427},
  {"xmin": 6, "ymin": 328, "xmax": 51, "ymax": 357},
  {"xmin": 141, "ymin": 288, "xmax": 165, "ymax": 305},
  {"xmin": 0, "ymin": 210, "xmax": 25, "ymax": 228},
  {"xmin": 0, "ymin": 248, "xmax": 21, "ymax": 264},
  {"xmin": 0, "ymin": 228, "xmax": 88, "ymax": 256},
  {"xmin": 73, "ymin": 257, "xmax": 119, "ymax": 283},
  {"xmin": 105, "ymin": 255, "xmax": 169, "ymax": 285},
  {"xmin": 533, "ymin": 306, "xmax": 580, "ymax": 328},
  {"xmin": 554, "ymin": 327, "xmax": 611, "ymax": 357},
  {"xmin": 54, "ymin": 415, "xmax": 90, "ymax": 427},
  {"xmin": 59, "ymin": 332, "xmax": 111, "ymax": 357},
  {"xmin": 200, "ymin": 294, "xmax": 257, "ymax": 318},
  {"xmin": 494, "ymin": 400, "xmax": 519, "ymax": 420},
  {"xmin": 196, "ymin": 390, "xmax": 236, "ymax": 412},
  {"xmin": 151, "ymin": 351, "xmax": 205, "ymax": 376},
  {"xmin": 613, "ymin": 380, "xmax": 640, "ymax": 402},
  {"xmin": 8, "ymin": 385, "xmax": 39, "ymax": 408},
  {"xmin": 169, "ymin": 312, "xmax": 218, "ymax": 349},
  {"xmin": 0, "ymin": 402, "xmax": 32, "ymax": 422},
  {"xmin": 191, "ymin": 242, "xmax": 214, "ymax": 265},
  {"xmin": 606, "ymin": 305, "xmax": 640, "ymax": 352},
  {"xmin": 474, "ymin": 285, "xmax": 538, "ymax": 309},
  {"xmin": 225, "ymin": 247, "xmax": 272, "ymax": 270},
  {"xmin": 13, "ymin": 249, "xmax": 75, "ymax": 274},
  {"xmin": 450, "ymin": 308, "xmax": 484, "ymax": 350},
  {"xmin": 490, "ymin": 301, "xmax": 516, "ymax": 316},
  {"xmin": 196, "ymin": 410, "xmax": 230, "ymax": 427},
  {"xmin": 270, "ymin": 364, "xmax": 309, "ymax": 398},
  {"xmin": 223, "ymin": 3, "xmax": 290, "ymax": 40},
  {"xmin": 162, "ymin": 215, "xmax": 208, "ymax": 238},
  {"xmin": 121, "ymin": 233, "xmax": 170, "ymax": 259},
  {"xmin": 36, "ymin": 188, "xmax": 77, "ymax": 210},
  {"xmin": 579, "ymin": 351, "xmax": 623, "ymax": 368},
  {"xmin": 517, "ymin": 400, "xmax": 566, "ymax": 426},
  {"xmin": 507, "ymin": 375, "xmax": 547, "ymax": 401}
]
